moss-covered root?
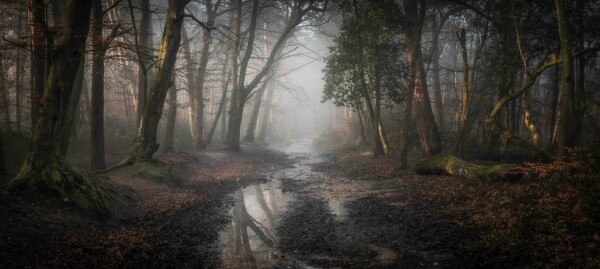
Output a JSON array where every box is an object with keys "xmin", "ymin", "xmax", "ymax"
[
  {"xmin": 3, "ymin": 162, "xmax": 119, "ymax": 218},
  {"xmin": 415, "ymin": 154, "xmax": 520, "ymax": 181}
]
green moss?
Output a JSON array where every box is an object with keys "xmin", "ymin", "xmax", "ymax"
[
  {"xmin": 416, "ymin": 154, "xmax": 518, "ymax": 181},
  {"xmin": 131, "ymin": 160, "xmax": 182, "ymax": 185}
]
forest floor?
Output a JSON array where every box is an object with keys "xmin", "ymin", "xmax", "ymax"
[{"xmin": 1, "ymin": 139, "xmax": 599, "ymax": 268}]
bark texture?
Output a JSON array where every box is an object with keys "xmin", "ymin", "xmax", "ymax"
[
  {"xmin": 403, "ymin": 0, "xmax": 442, "ymax": 158},
  {"xmin": 122, "ymin": 0, "xmax": 190, "ymax": 164},
  {"xmin": 3, "ymin": 0, "xmax": 116, "ymax": 216}
]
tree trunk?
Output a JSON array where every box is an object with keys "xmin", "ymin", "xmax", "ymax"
[
  {"xmin": 555, "ymin": 0, "xmax": 574, "ymax": 161},
  {"xmin": 400, "ymin": 49, "xmax": 416, "ymax": 168},
  {"xmin": 121, "ymin": 0, "xmax": 190, "ymax": 164},
  {"xmin": 226, "ymin": 0, "xmax": 314, "ymax": 151},
  {"xmin": 135, "ymin": 0, "xmax": 152, "ymax": 125},
  {"xmin": 205, "ymin": 43, "xmax": 231, "ymax": 146},
  {"xmin": 59, "ymin": 56, "xmax": 85, "ymax": 156},
  {"xmin": 257, "ymin": 84, "xmax": 275, "ymax": 144},
  {"xmin": 91, "ymin": 0, "xmax": 107, "ymax": 170},
  {"xmin": 359, "ymin": 71, "xmax": 384, "ymax": 157},
  {"xmin": 181, "ymin": 27, "xmax": 197, "ymax": 146},
  {"xmin": 523, "ymin": 92, "xmax": 541, "ymax": 145},
  {"xmin": 0, "ymin": 134, "xmax": 5, "ymax": 175},
  {"xmin": 431, "ymin": 17, "xmax": 444, "ymax": 136},
  {"xmin": 29, "ymin": 0, "xmax": 46, "ymax": 129},
  {"xmin": 224, "ymin": 0, "xmax": 244, "ymax": 150},
  {"xmin": 415, "ymin": 154, "xmax": 520, "ymax": 181},
  {"xmin": 456, "ymin": 29, "xmax": 469, "ymax": 157},
  {"xmin": 404, "ymin": 0, "xmax": 442, "ymax": 158},
  {"xmin": 0, "ymin": 45, "xmax": 10, "ymax": 130},
  {"xmin": 487, "ymin": 9, "xmax": 512, "ymax": 158},
  {"xmin": 15, "ymin": 9, "xmax": 24, "ymax": 132},
  {"xmin": 162, "ymin": 84, "xmax": 177, "ymax": 153},
  {"xmin": 3, "ymin": 0, "xmax": 116, "ymax": 216},
  {"xmin": 243, "ymin": 82, "xmax": 268, "ymax": 143},
  {"xmin": 193, "ymin": 0, "xmax": 216, "ymax": 149},
  {"xmin": 549, "ymin": 66, "xmax": 560, "ymax": 148}
]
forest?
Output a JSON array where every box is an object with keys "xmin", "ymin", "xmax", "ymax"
[{"xmin": 0, "ymin": 0, "xmax": 599, "ymax": 268}]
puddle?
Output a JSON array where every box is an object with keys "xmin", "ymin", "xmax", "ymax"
[{"xmin": 217, "ymin": 139, "xmax": 344, "ymax": 268}]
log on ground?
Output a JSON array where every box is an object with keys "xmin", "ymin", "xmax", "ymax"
[{"xmin": 415, "ymin": 154, "xmax": 521, "ymax": 181}]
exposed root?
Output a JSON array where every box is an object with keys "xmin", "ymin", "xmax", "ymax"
[{"xmin": 2, "ymin": 161, "xmax": 120, "ymax": 218}]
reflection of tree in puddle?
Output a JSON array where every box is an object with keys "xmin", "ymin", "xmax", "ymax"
[{"xmin": 221, "ymin": 182, "xmax": 285, "ymax": 268}]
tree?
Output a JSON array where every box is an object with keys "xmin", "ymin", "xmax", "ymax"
[
  {"xmin": 322, "ymin": 0, "xmax": 403, "ymax": 157},
  {"xmin": 0, "ymin": 134, "xmax": 5, "ymax": 175},
  {"xmin": 193, "ymin": 0, "xmax": 220, "ymax": 149},
  {"xmin": 134, "ymin": 0, "xmax": 153, "ymax": 125},
  {"xmin": 225, "ymin": 0, "xmax": 327, "ymax": 151},
  {"xmin": 119, "ymin": 0, "xmax": 191, "ymax": 164},
  {"xmin": 2, "ymin": 0, "xmax": 115, "ymax": 215},
  {"xmin": 162, "ymin": 83, "xmax": 177, "ymax": 153},
  {"xmin": 403, "ymin": 0, "xmax": 442, "ymax": 158},
  {"xmin": 28, "ymin": 0, "xmax": 45, "ymax": 128},
  {"xmin": 91, "ymin": 0, "xmax": 122, "ymax": 170},
  {"xmin": 455, "ymin": 28, "xmax": 469, "ymax": 156},
  {"xmin": 555, "ymin": 0, "xmax": 574, "ymax": 161}
]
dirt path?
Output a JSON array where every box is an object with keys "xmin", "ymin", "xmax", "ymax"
[
  {"xmin": 219, "ymin": 139, "xmax": 477, "ymax": 268},
  {"xmin": 2, "ymin": 139, "xmax": 598, "ymax": 268}
]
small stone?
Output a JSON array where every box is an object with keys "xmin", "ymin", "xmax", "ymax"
[{"xmin": 63, "ymin": 197, "xmax": 69, "ymax": 202}]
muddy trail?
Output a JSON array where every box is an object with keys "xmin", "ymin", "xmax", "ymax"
[
  {"xmin": 2, "ymin": 139, "xmax": 597, "ymax": 268},
  {"xmin": 220, "ymin": 139, "xmax": 478, "ymax": 269}
]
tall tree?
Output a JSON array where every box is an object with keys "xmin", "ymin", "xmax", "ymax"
[
  {"xmin": 193, "ymin": 0, "xmax": 220, "ymax": 149},
  {"xmin": 0, "ymin": 41, "xmax": 10, "ymax": 130},
  {"xmin": 403, "ymin": 0, "xmax": 442, "ymax": 157},
  {"xmin": 555, "ymin": 0, "xmax": 574, "ymax": 161},
  {"xmin": 120, "ymin": 0, "xmax": 191, "ymax": 164},
  {"xmin": 15, "ymin": 9, "xmax": 24, "ymax": 132},
  {"xmin": 90, "ymin": 0, "xmax": 122, "ymax": 170},
  {"xmin": 2, "ymin": 0, "xmax": 115, "ymax": 215},
  {"xmin": 455, "ymin": 28, "xmax": 469, "ymax": 156},
  {"xmin": 134, "ymin": 0, "xmax": 153, "ymax": 125},
  {"xmin": 162, "ymin": 83, "xmax": 177, "ymax": 153},
  {"xmin": 322, "ymin": 0, "xmax": 401, "ymax": 157},
  {"xmin": 225, "ymin": 0, "xmax": 327, "ymax": 151},
  {"xmin": 28, "ymin": 0, "xmax": 45, "ymax": 129},
  {"xmin": 0, "ymin": 134, "xmax": 5, "ymax": 175}
]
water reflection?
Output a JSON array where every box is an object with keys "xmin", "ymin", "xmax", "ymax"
[
  {"xmin": 220, "ymin": 180, "xmax": 291, "ymax": 268},
  {"xmin": 219, "ymin": 139, "xmax": 345, "ymax": 268}
]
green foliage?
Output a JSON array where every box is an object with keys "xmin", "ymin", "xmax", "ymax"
[{"xmin": 322, "ymin": 0, "xmax": 405, "ymax": 109}]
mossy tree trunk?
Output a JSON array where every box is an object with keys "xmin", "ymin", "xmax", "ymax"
[
  {"xmin": 121, "ymin": 0, "xmax": 190, "ymax": 164},
  {"xmin": 2, "ymin": 0, "xmax": 116, "ymax": 215},
  {"xmin": 415, "ymin": 154, "xmax": 520, "ymax": 181}
]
